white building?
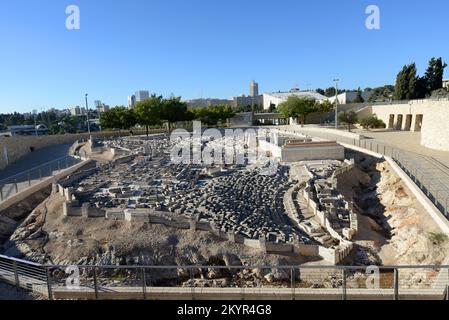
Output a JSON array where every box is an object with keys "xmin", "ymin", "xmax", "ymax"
[
  {"xmin": 326, "ymin": 90, "xmax": 373, "ymax": 104},
  {"xmin": 128, "ymin": 95, "xmax": 136, "ymax": 108},
  {"xmin": 70, "ymin": 106, "xmax": 82, "ymax": 116},
  {"xmin": 135, "ymin": 90, "xmax": 150, "ymax": 102},
  {"xmin": 262, "ymin": 90, "xmax": 327, "ymax": 110},
  {"xmin": 96, "ymin": 104, "xmax": 110, "ymax": 113},
  {"xmin": 230, "ymin": 80, "xmax": 264, "ymax": 109},
  {"xmin": 258, "ymin": 133, "xmax": 345, "ymax": 162},
  {"xmin": 443, "ymin": 79, "xmax": 449, "ymax": 90}
]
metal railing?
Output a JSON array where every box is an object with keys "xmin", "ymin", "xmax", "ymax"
[
  {"xmin": 1, "ymin": 255, "xmax": 449, "ymax": 300},
  {"xmin": 0, "ymin": 156, "xmax": 80, "ymax": 202},
  {"xmin": 279, "ymin": 127, "xmax": 449, "ymax": 218}
]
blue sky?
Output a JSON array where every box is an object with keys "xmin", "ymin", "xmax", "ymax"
[{"xmin": 0, "ymin": 0, "xmax": 447, "ymax": 113}]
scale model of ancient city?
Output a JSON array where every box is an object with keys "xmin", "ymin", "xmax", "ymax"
[{"xmin": 2, "ymin": 96, "xmax": 449, "ymax": 300}]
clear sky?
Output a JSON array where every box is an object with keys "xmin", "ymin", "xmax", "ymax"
[{"xmin": 0, "ymin": 0, "xmax": 447, "ymax": 113}]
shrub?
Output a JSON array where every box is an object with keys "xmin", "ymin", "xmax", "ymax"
[
  {"xmin": 359, "ymin": 115, "xmax": 386, "ymax": 130},
  {"xmin": 428, "ymin": 232, "xmax": 448, "ymax": 245}
]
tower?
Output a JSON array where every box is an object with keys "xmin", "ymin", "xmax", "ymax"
[{"xmin": 250, "ymin": 80, "xmax": 259, "ymax": 97}]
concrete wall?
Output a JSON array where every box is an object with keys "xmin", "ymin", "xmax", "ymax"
[
  {"xmin": 357, "ymin": 99, "xmax": 449, "ymax": 152},
  {"xmin": 281, "ymin": 145, "xmax": 345, "ymax": 162},
  {"xmin": 281, "ymin": 127, "xmax": 364, "ymax": 141}
]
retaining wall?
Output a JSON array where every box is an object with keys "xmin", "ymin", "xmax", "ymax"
[
  {"xmin": 0, "ymin": 160, "xmax": 92, "ymax": 212},
  {"xmin": 0, "ymin": 130, "xmax": 162, "ymax": 170}
]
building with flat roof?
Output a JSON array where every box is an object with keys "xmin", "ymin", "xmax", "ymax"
[
  {"xmin": 69, "ymin": 106, "xmax": 82, "ymax": 116},
  {"xmin": 258, "ymin": 133, "xmax": 345, "ymax": 162},
  {"xmin": 326, "ymin": 90, "xmax": 373, "ymax": 104},
  {"xmin": 128, "ymin": 95, "xmax": 136, "ymax": 108},
  {"xmin": 250, "ymin": 80, "xmax": 259, "ymax": 97},
  {"xmin": 135, "ymin": 90, "xmax": 150, "ymax": 103},
  {"xmin": 263, "ymin": 90, "xmax": 327, "ymax": 110}
]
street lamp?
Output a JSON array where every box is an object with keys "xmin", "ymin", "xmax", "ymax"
[
  {"xmin": 85, "ymin": 93, "xmax": 91, "ymax": 134},
  {"xmin": 34, "ymin": 112, "xmax": 38, "ymax": 136},
  {"xmin": 333, "ymin": 79, "xmax": 340, "ymax": 130}
]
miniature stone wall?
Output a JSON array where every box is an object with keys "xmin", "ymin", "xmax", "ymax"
[
  {"xmin": 60, "ymin": 165, "xmax": 98, "ymax": 187},
  {"xmin": 299, "ymin": 163, "xmax": 358, "ymax": 263}
]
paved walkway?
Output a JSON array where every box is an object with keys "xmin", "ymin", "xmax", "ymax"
[
  {"xmin": 0, "ymin": 143, "xmax": 72, "ymax": 180},
  {"xmin": 0, "ymin": 143, "xmax": 77, "ymax": 202},
  {"xmin": 352, "ymin": 130, "xmax": 449, "ymax": 167}
]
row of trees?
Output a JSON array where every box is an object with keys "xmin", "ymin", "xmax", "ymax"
[
  {"xmin": 394, "ymin": 57, "xmax": 447, "ymax": 100},
  {"xmin": 100, "ymin": 95, "xmax": 236, "ymax": 135},
  {"xmin": 277, "ymin": 96, "xmax": 334, "ymax": 125}
]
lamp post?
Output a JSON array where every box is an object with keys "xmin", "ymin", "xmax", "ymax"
[
  {"xmin": 85, "ymin": 94, "xmax": 91, "ymax": 134},
  {"xmin": 333, "ymin": 79, "xmax": 340, "ymax": 130},
  {"xmin": 34, "ymin": 114, "xmax": 38, "ymax": 136}
]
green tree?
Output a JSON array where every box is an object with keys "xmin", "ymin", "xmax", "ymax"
[
  {"xmin": 134, "ymin": 95, "xmax": 163, "ymax": 136},
  {"xmin": 191, "ymin": 105, "xmax": 236, "ymax": 127},
  {"xmin": 161, "ymin": 96, "xmax": 189, "ymax": 132},
  {"xmin": 338, "ymin": 111, "xmax": 358, "ymax": 132},
  {"xmin": 316, "ymin": 88, "xmax": 325, "ymax": 96},
  {"xmin": 99, "ymin": 106, "xmax": 136, "ymax": 130},
  {"xmin": 352, "ymin": 87, "xmax": 365, "ymax": 103},
  {"xmin": 99, "ymin": 108, "xmax": 120, "ymax": 130},
  {"xmin": 315, "ymin": 100, "xmax": 333, "ymax": 125},
  {"xmin": 423, "ymin": 57, "xmax": 447, "ymax": 93},
  {"xmin": 324, "ymin": 87, "xmax": 345, "ymax": 97},
  {"xmin": 368, "ymin": 85, "xmax": 394, "ymax": 102},
  {"xmin": 394, "ymin": 63, "xmax": 419, "ymax": 100},
  {"xmin": 278, "ymin": 96, "xmax": 317, "ymax": 126},
  {"xmin": 116, "ymin": 106, "xmax": 137, "ymax": 130},
  {"xmin": 359, "ymin": 115, "xmax": 386, "ymax": 130}
]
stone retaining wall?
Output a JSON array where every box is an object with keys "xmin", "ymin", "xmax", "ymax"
[
  {"xmin": 0, "ymin": 130, "xmax": 163, "ymax": 170},
  {"xmin": 299, "ymin": 163, "xmax": 358, "ymax": 264}
]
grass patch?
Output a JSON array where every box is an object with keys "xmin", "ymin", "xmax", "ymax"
[{"xmin": 428, "ymin": 232, "xmax": 448, "ymax": 245}]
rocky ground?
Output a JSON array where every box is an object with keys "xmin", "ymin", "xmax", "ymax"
[
  {"xmin": 0, "ymin": 187, "xmax": 51, "ymax": 244},
  {"xmin": 338, "ymin": 151, "xmax": 449, "ymax": 287}
]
